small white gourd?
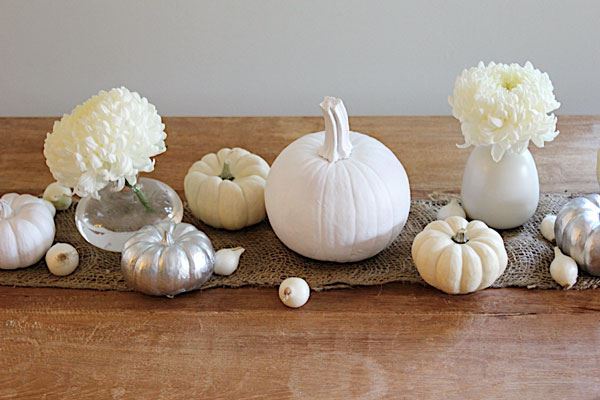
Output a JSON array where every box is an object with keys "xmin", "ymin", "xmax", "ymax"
[
  {"xmin": 214, "ymin": 247, "xmax": 245, "ymax": 276},
  {"xmin": 279, "ymin": 277, "xmax": 310, "ymax": 308},
  {"xmin": 437, "ymin": 199, "xmax": 466, "ymax": 220},
  {"xmin": 412, "ymin": 216, "xmax": 508, "ymax": 294},
  {"xmin": 43, "ymin": 182, "xmax": 73, "ymax": 211},
  {"xmin": 0, "ymin": 193, "xmax": 56, "ymax": 269},
  {"xmin": 184, "ymin": 148, "xmax": 270, "ymax": 230},
  {"xmin": 540, "ymin": 214, "xmax": 556, "ymax": 242},
  {"xmin": 265, "ymin": 97, "xmax": 411, "ymax": 262},
  {"xmin": 550, "ymin": 247, "xmax": 578, "ymax": 289},
  {"xmin": 46, "ymin": 243, "xmax": 79, "ymax": 276}
]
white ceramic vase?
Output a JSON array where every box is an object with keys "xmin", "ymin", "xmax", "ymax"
[{"xmin": 461, "ymin": 145, "xmax": 539, "ymax": 229}]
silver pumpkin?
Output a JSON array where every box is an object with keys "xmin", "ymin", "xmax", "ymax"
[
  {"xmin": 121, "ymin": 221, "xmax": 215, "ymax": 296},
  {"xmin": 555, "ymin": 194, "xmax": 600, "ymax": 276}
]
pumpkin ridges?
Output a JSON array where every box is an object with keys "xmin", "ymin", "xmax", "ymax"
[
  {"xmin": 415, "ymin": 235, "xmax": 453, "ymax": 286},
  {"xmin": 348, "ymin": 158, "xmax": 397, "ymax": 250},
  {"xmin": 468, "ymin": 241, "xmax": 500, "ymax": 290},
  {"xmin": 188, "ymin": 160, "xmax": 214, "ymax": 176},
  {"xmin": 423, "ymin": 220, "xmax": 454, "ymax": 236},
  {"xmin": 17, "ymin": 203, "xmax": 55, "ymax": 244},
  {"xmin": 159, "ymin": 246, "xmax": 188, "ymax": 295},
  {"xmin": 236, "ymin": 176, "xmax": 267, "ymax": 227},
  {"xmin": 201, "ymin": 152, "xmax": 222, "ymax": 175},
  {"xmin": 226, "ymin": 148, "xmax": 251, "ymax": 169},
  {"xmin": 445, "ymin": 216, "xmax": 468, "ymax": 233},
  {"xmin": 314, "ymin": 162, "xmax": 331, "ymax": 261},
  {"xmin": 583, "ymin": 228, "xmax": 600, "ymax": 273},
  {"xmin": 460, "ymin": 245, "xmax": 483, "ymax": 293},
  {"xmin": 435, "ymin": 244, "xmax": 463, "ymax": 294},
  {"xmin": 469, "ymin": 235, "xmax": 508, "ymax": 277},
  {"xmin": 0, "ymin": 220, "xmax": 20, "ymax": 269},
  {"xmin": 217, "ymin": 181, "xmax": 247, "ymax": 231},
  {"xmin": 343, "ymin": 160, "xmax": 386, "ymax": 259},
  {"xmin": 411, "ymin": 230, "xmax": 448, "ymax": 260},
  {"xmin": 127, "ymin": 243, "xmax": 160, "ymax": 292},
  {"xmin": 122, "ymin": 241, "xmax": 155, "ymax": 288},
  {"xmin": 9, "ymin": 217, "xmax": 46, "ymax": 268},
  {"xmin": 563, "ymin": 213, "xmax": 597, "ymax": 265},
  {"xmin": 339, "ymin": 161, "xmax": 360, "ymax": 260},
  {"xmin": 196, "ymin": 176, "xmax": 223, "ymax": 228},
  {"xmin": 236, "ymin": 179, "xmax": 251, "ymax": 228},
  {"xmin": 234, "ymin": 154, "xmax": 269, "ymax": 178},
  {"xmin": 185, "ymin": 172, "xmax": 209, "ymax": 221}
]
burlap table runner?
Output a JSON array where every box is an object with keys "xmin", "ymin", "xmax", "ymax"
[{"xmin": 1, "ymin": 193, "xmax": 599, "ymax": 292}]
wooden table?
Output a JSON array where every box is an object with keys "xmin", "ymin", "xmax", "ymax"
[{"xmin": 1, "ymin": 116, "xmax": 600, "ymax": 399}]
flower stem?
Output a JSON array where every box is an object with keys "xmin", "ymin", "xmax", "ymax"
[{"xmin": 128, "ymin": 183, "xmax": 154, "ymax": 212}]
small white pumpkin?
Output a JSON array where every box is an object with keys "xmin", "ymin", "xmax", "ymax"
[
  {"xmin": 411, "ymin": 216, "xmax": 508, "ymax": 294},
  {"xmin": 184, "ymin": 148, "xmax": 270, "ymax": 230},
  {"xmin": 265, "ymin": 97, "xmax": 411, "ymax": 262},
  {"xmin": 0, "ymin": 193, "xmax": 56, "ymax": 269}
]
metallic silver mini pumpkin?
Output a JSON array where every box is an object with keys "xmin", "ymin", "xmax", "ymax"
[
  {"xmin": 121, "ymin": 221, "xmax": 215, "ymax": 296},
  {"xmin": 555, "ymin": 194, "xmax": 600, "ymax": 276}
]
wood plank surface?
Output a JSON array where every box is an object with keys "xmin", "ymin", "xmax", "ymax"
[{"xmin": 1, "ymin": 116, "xmax": 600, "ymax": 399}]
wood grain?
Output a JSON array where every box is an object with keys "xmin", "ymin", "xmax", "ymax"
[{"xmin": 1, "ymin": 116, "xmax": 600, "ymax": 399}]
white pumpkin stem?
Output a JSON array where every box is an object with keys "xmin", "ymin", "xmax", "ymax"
[
  {"xmin": 0, "ymin": 200, "xmax": 11, "ymax": 219},
  {"xmin": 452, "ymin": 229, "xmax": 469, "ymax": 244},
  {"xmin": 319, "ymin": 96, "xmax": 352, "ymax": 162},
  {"xmin": 220, "ymin": 162, "xmax": 235, "ymax": 181}
]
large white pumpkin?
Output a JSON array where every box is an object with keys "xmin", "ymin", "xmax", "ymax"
[
  {"xmin": 265, "ymin": 97, "xmax": 411, "ymax": 262},
  {"xmin": 411, "ymin": 216, "xmax": 508, "ymax": 294},
  {"xmin": 0, "ymin": 193, "xmax": 56, "ymax": 269}
]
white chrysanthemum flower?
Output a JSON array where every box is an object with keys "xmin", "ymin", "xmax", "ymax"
[
  {"xmin": 449, "ymin": 62, "xmax": 560, "ymax": 162},
  {"xmin": 44, "ymin": 87, "xmax": 166, "ymax": 198}
]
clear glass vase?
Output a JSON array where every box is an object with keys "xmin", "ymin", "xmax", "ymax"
[{"xmin": 75, "ymin": 177, "xmax": 183, "ymax": 252}]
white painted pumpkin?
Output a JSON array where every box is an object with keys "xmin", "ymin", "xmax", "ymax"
[
  {"xmin": 265, "ymin": 97, "xmax": 411, "ymax": 262},
  {"xmin": 0, "ymin": 193, "xmax": 56, "ymax": 269},
  {"xmin": 411, "ymin": 216, "xmax": 508, "ymax": 294},
  {"xmin": 184, "ymin": 148, "xmax": 270, "ymax": 230}
]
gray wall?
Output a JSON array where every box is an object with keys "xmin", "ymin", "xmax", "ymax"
[{"xmin": 1, "ymin": 0, "xmax": 599, "ymax": 116}]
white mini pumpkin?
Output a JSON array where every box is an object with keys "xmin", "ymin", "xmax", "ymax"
[
  {"xmin": 184, "ymin": 148, "xmax": 270, "ymax": 230},
  {"xmin": 265, "ymin": 97, "xmax": 411, "ymax": 262},
  {"xmin": 411, "ymin": 216, "xmax": 508, "ymax": 294},
  {"xmin": 0, "ymin": 193, "xmax": 56, "ymax": 269}
]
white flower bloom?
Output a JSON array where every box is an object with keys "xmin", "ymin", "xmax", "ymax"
[
  {"xmin": 449, "ymin": 62, "xmax": 560, "ymax": 162},
  {"xmin": 44, "ymin": 87, "xmax": 166, "ymax": 198}
]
